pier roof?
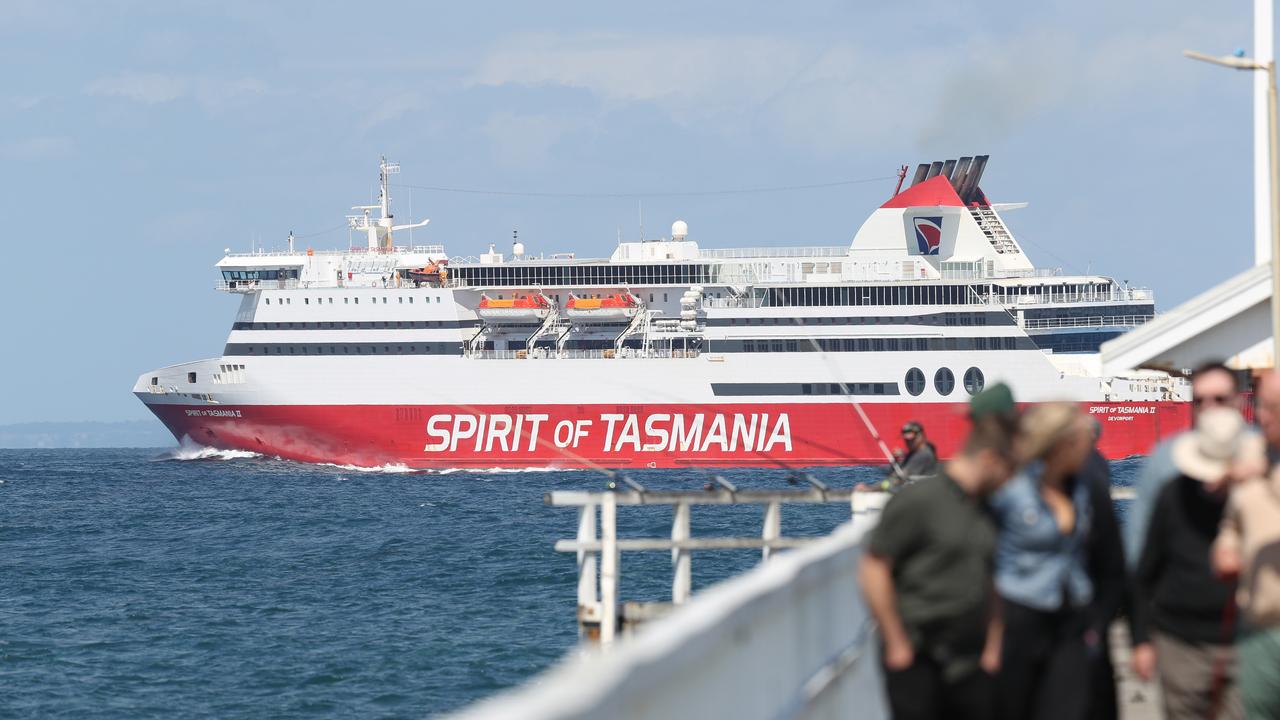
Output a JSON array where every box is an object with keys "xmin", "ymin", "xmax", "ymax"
[{"xmin": 1101, "ymin": 263, "xmax": 1274, "ymax": 373}]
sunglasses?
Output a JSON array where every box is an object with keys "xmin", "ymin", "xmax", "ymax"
[{"xmin": 1192, "ymin": 394, "xmax": 1234, "ymax": 407}]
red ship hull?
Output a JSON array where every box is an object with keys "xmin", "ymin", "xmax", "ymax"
[{"xmin": 146, "ymin": 400, "xmax": 1188, "ymax": 469}]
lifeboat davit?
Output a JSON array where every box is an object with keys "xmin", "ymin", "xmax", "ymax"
[
  {"xmin": 565, "ymin": 293, "xmax": 642, "ymax": 321},
  {"xmin": 477, "ymin": 293, "xmax": 553, "ymax": 323}
]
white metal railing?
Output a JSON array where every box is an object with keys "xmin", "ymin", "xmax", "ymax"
[
  {"xmin": 699, "ymin": 246, "xmax": 852, "ymax": 259},
  {"xmin": 548, "ymin": 485, "xmax": 866, "ymax": 643},
  {"xmin": 467, "ymin": 348, "xmax": 702, "ymax": 360},
  {"xmin": 449, "ymin": 492, "xmax": 890, "ymax": 720},
  {"xmin": 1003, "ymin": 288, "xmax": 1152, "ymax": 306},
  {"xmin": 215, "ymin": 279, "xmax": 301, "ymax": 292},
  {"xmin": 1023, "ymin": 314, "xmax": 1155, "ymax": 330},
  {"xmin": 223, "ymin": 244, "xmax": 444, "ymax": 259},
  {"xmin": 703, "ymin": 295, "xmax": 768, "ymax": 309}
]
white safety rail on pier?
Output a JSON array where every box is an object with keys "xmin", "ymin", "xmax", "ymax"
[{"xmin": 450, "ymin": 498, "xmax": 890, "ymax": 720}]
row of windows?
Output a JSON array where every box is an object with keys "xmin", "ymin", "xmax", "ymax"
[
  {"xmin": 766, "ymin": 284, "xmax": 988, "ymax": 308},
  {"xmin": 223, "ymin": 269, "xmax": 299, "ymax": 281},
  {"xmin": 452, "ymin": 263, "xmax": 713, "ymax": 287},
  {"xmin": 232, "ymin": 320, "xmax": 468, "ymax": 330},
  {"xmin": 262, "ymin": 295, "xmax": 444, "ymax": 306},
  {"xmin": 223, "ymin": 343, "xmax": 462, "ymax": 356},
  {"xmin": 903, "ymin": 367, "xmax": 985, "ymax": 397},
  {"xmin": 1027, "ymin": 331, "xmax": 1125, "ymax": 354},
  {"xmin": 707, "ymin": 312, "xmax": 1006, "ymax": 328},
  {"xmin": 731, "ymin": 336, "xmax": 1032, "ymax": 353},
  {"xmin": 710, "ymin": 382, "xmax": 901, "ymax": 397}
]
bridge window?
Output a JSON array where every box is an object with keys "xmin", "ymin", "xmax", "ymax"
[{"xmin": 187, "ymin": 372, "xmax": 197, "ymax": 384}]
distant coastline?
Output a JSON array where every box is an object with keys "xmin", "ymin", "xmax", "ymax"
[{"xmin": 0, "ymin": 420, "xmax": 175, "ymax": 449}]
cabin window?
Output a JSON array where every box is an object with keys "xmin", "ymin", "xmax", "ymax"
[
  {"xmin": 151, "ymin": 376, "xmax": 159, "ymax": 386},
  {"xmin": 964, "ymin": 367, "xmax": 985, "ymax": 395},
  {"xmin": 904, "ymin": 368, "xmax": 925, "ymax": 396},
  {"xmin": 934, "ymin": 368, "xmax": 955, "ymax": 396},
  {"xmin": 187, "ymin": 372, "xmax": 197, "ymax": 384},
  {"xmin": 265, "ymin": 298, "xmax": 270, "ymax": 305}
]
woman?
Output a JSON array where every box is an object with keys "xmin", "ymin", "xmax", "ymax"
[{"xmin": 989, "ymin": 402, "xmax": 1097, "ymax": 720}]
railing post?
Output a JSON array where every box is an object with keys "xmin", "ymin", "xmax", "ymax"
[
  {"xmin": 577, "ymin": 503, "xmax": 598, "ymax": 640},
  {"xmin": 600, "ymin": 491, "xmax": 618, "ymax": 646},
  {"xmin": 672, "ymin": 502, "xmax": 691, "ymax": 604},
  {"xmin": 762, "ymin": 501, "xmax": 781, "ymax": 562}
]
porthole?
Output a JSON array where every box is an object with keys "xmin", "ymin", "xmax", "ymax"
[
  {"xmin": 905, "ymin": 368, "xmax": 925, "ymax": 396},
  {"xmin": 934, "ymin": 368, "xmax": 955, "ymax": 396},
  {"xmin": 964, "ymin": 367, "xmax": 985, "ymax": 396}
]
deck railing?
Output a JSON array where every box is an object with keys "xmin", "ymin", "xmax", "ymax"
[{"xmin": 1023, "ymin": 314, "xmax": 1155, "ymax": 330}]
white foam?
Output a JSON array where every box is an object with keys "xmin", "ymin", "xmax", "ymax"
[
  {"xmin": 319, "ymin": 462, "xmax": 418, "ymax": 474},
  {"xmin": 159, "ymin": 437, "xmax": 262, "ymax": 462}
]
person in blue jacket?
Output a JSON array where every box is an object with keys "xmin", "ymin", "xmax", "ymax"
[{"xmin": 989, "ymin": 402, "xmax": 1097, "ymax": 720}]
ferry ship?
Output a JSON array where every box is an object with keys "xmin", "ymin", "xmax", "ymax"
[{"xmin": 135, "ymin": 156, "xmax": 1188, "ymax": 468}]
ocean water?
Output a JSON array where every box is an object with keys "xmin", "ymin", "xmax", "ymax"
[{"xmin": 0, "ymin": 448, "xmax": 1142, "ymax": 718}]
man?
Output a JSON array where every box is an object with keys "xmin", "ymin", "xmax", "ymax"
[
  {"xmin": 859, "ymin": 416, "xmax": 1017, "ymax": 719},
  {"xmin": 1130, "ymin": 408, "xmax": 1260, "ymax": 720},
  {"xmin": 894, "ymin": 421, "xmax": 939, "ymax": 483},
  {"xmin": 1123, "ymin": 362, "xmax": 1244, "ymax": 569}
]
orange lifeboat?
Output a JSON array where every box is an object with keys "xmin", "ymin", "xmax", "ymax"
[
  {"xmin": 565, "ymin": 293, "xmax": 642, "ymax": 321},
  {"xmin": 406, "ymin": 259, "xmax": 449, "ymax": 287},
  {"xmin": 477, "ymin": 293, "xmax": 553, "ymax": 323}
]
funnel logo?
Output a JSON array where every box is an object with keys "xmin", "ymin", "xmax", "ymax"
[{"xmin": 913, "ymin": 216, "xmax": 943, "ymax": 255}]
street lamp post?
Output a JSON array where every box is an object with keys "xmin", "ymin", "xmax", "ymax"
[{"xmin": 1185, "ymin": 49, "xmax": 1280, "ymax": 366}]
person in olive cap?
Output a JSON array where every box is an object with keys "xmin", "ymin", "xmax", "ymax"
[{"xmin": 969, "ymin": 382, "xmax": 1018, "ymax": 429}]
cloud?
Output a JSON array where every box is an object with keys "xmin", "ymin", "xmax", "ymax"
[
  {"xmin": 471, "ymin": 33, "xmax": 805, "ymax": 111},
  {"xmin": 482, "ymin": 111, "xmax": 586, "ymax": 168},
  {"xmin": 468, "ymin": 22, "xmax": 1239, "ymax": 156},
  {"xmin": 1, "ymin": 136, "xmax": 73, "ymax": 159},
  {"xmin": 84, "ymin": 72, "xmax": 267, "ymax": 108}
]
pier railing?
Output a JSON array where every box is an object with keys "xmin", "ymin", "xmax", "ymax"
[
  {"xmin": 451, "ymin": 494, "xmax": 890, "ymax": 720},
  {"xmin": 545, "ymin": 483, "xmax": 875, "ymax": 645}
]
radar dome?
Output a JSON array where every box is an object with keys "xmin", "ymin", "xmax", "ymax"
[
  {"xmin": 671, "ymin": 220, "xmax": 688, "ymax": 241},
  {"xmin": 512, "ymin": 241, "xmax": 525, "ymax": 258}
]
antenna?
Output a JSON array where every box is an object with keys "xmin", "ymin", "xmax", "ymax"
[
  {"xmin": 638, "ymin": 200, "xmax": 644, "ymax": 241},
  {"xmin": 288, "ymin": 230, "xmax": 295, "ymax": 254}
]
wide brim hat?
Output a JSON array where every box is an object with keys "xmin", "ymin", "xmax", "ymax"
[{"xmin": 1172, "ymin": 407, "xmax": 1257, "ymax": 482}]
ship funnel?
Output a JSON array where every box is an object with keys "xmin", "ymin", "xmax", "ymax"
[
  {"xmin": 941, "ymin": 159, "xmax": 957, "ymax": 180},
  {"xmin": 924, "ymin": 161, "xmax": 944, "ymax": 180},
  {"xmin": 957, "ymin": 155, "xmax": 989, "ymax": 205},
  {"xmin": 910, "ymin": 163, "xmax": 930, "ymax": 187},
  {"xmin": 951, "ymin": 157, "xmax": 973, "ymax": 194}
]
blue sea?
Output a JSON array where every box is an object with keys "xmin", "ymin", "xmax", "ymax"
[{"xmin": 0, "ymin": 448, "xmax": 1142, "ymax": 718}]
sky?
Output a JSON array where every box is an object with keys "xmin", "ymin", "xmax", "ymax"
[{"xmin": 0, "ymin": 0, "xmax": 1269, "ymax": 423}]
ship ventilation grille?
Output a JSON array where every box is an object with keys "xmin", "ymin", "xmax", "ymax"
[{"xmin": 968, "ymin": 206, "xmax": 1020, "ymax": 255}]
